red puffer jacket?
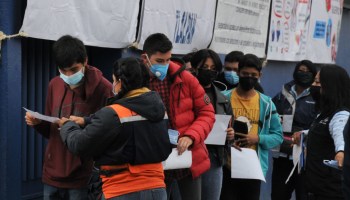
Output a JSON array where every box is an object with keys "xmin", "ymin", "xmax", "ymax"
[{"xmin": 168, "ymin": 62, "xmax": 215, "ymax": 178}]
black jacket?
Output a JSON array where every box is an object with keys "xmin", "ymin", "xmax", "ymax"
[
  {"xmin": 206, "ymin": 84, "xmax": 233, "ymax": 166},
  {"xmin": 273, "ymin": 81, "xmax": 317, "ymax": 132},
  {"xmin": 60, "ymin": 90, "xmax": 171, "ymax": 166}
]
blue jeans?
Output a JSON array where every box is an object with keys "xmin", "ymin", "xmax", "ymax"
[
  {"xmin": 43, "ymin": 184, "xmax": 88, "ymax": 200},
  {"xmin": 201, "ymin": 154, "xmax": 223, "ymax": 200},
  {"xmin": 103, "ymin": 188, "xmax": 166, "ymax": 200}
]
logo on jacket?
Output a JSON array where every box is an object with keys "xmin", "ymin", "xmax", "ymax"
[
  {"xmin": 174, "ymin": 10, "xmax": 197, "ymax": 44},
  {"xmin": 204, "ymin": 94, "xmax": 211, "ymax": 105}
]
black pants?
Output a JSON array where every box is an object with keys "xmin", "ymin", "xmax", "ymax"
[
  {"xmin": 166, "ymin": 175, "xmax": 201, "ymax": 200},
  {"xmin": 271, "ymin": 157, "xmax": 306, "ymax": 200},
  {"xmin": 220, "ymin": 167, "xmax": 261, "ymax": 200}
]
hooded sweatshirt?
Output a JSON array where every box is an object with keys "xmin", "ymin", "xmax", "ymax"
[
  {"xmin": 34, "ymin": 65, "xmax": 112, "ymax": 188},
  {"xmin": 60, "ymin": 88, "xmax": 171, "ymax": 198}
]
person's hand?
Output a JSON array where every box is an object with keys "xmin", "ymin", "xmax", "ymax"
[
  {"xmin": 335, "ymin": 151, "xmax": 344, "ymax": 169},
  {"xmin": 25, "ymin": 112, "xmax": 42, "ymax": 126},
  {"xmin": 232, "ymin": 141, "xmax": 242, "ymax": 151},
  {"xmin": 235, "ymin": 133, "xmax": 259, "ymax": 147},
  {"xmin": 69, "ymin": 116, "xmax": 85, "ymax": 126},
  {"xmin": 177, "ymin": 136, "xmax": 193, "ymax": 155},
  {"xmin": 57, "ymin": 117, "xmax": 70, "ymax": 127},
  {"xmin": 292, "ymin": 131, "xmax": 302, "ymax": 145},
  {"xmin": 226, "ymin": 127, "xmax": 235, "ymax": 141}
]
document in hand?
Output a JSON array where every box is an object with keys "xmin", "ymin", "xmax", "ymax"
[
  {"xmin": 23, "ymin": 107, "xmax": 59, "ymax": 123},
  {"xmin": 162, "ymin": 148, "xmax": 192, "ymax": 170},
  {"xmin": 205, "ymin": 114, "xmax": 231, "ymax": 145},
  {"xmin": 231, "ymin": 147, "xmax": 266, "ymax": 182}
]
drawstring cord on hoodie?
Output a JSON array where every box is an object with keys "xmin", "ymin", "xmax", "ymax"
[{"xmin": 58, "ymin": 86, "xmax": 76, "ymax": 118}]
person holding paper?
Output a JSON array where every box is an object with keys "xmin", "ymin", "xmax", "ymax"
[
  {"xmin": 303, "ymin": 65, "xmax": 350, "ymax": 200},
  {"xmin": 24, "ymin": 35, "xmax": 112, "ymax": 200},
  {"xmin": 58, "ymin": 57, "xmax": 172, "ymax": 200},
  {"xmin": 221, "ymin": 54, "xmax": 283, "ymax": 200},
  {"xmin": 190, "ymin": 49, "xmax": 234, "ymax": 200},
  {"xmin": 271, "ymin": 60, "xmax": 317, "ymax": 200},
  {"xmin": 141, "ymin": 33, "xmax": 215, "ymax": 200}
]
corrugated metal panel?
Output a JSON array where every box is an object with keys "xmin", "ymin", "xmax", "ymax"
[{"xmin": 21, "ymin": 38, "xmax": 56, "ymax": 199}]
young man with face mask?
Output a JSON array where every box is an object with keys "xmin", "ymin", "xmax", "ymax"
[
  {"xmin": 141, "ymin": 33, "xmax": 215, "ymax": 200},
  {"xmin": 271, "ymin": 60, "xmax": 317, "ymax": 200},
  {"xmin": 221, "ymin": 54, "xmax": 283, "ymax": 200},
  {"xmin": 24, "ymin": 35, "xmax": 112, "ymax": 199},
  {"xmin": 216, "ymin": 51, "xmax": 265, "ymax": 93}
]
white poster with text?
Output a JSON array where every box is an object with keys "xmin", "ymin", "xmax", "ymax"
[
  {"xmin": 267, "ymin": 0, "xmax": 312, "ymax": 61},
  {"xmin": 306, "ymin": 0, "xmax": 343, "ymax": 63},
  {"xmin": 210, "ymin": 0, "xmax": 271, "ymax": 57},
  {"xmin": 138, "ymin": 0, "xmax": 216, "ymax": 54}
]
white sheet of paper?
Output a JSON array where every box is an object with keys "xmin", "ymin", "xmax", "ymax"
[
  {"xmin": 286, "ymin": 134, "xmax": 303, "ymax": 183},
  {"xmin": 23, "ymin": 107, "xmax": 59, "ymax": 123},
  {"xmin": 282, "ymin": 115, "xmax": 293, "ymax": 133},
  {"xmin": 231, "ymin": 147, "xmax": 266, "ymax": 182},
  {"xmin": 205, "ymin": 114, "xmax": 231, "ymax": 145},
  {"xmin": 162, "ymin": 148, "xmax": 192, "ymax": 170}
]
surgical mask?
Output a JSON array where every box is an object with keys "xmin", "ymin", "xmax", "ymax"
[
  {"xmin": 224, "ymin": 70, "xmax": 239, "ymax": 85},
  {"xmin": 59, "ymin": 67, "xmax": 84, "ymax": 86},
  {"xmin": 146, "ymin": 55, "xmax": 169, "ymax": 81},
  {"xmin": 239, "ymin": 76, "xmax": 258, "ymax": 91},
  {"xmin": 294, "ymin": 71, "xmax": 313, "ymax": 88}
]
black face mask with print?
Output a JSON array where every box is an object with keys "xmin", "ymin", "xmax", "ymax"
[
  {"xmin": 239, "ymin": 76, "xmax": 258, "ymax": 91},
  {"xmin": 196, "ymin": 68, "xmax": 218, "ymax": 86}
]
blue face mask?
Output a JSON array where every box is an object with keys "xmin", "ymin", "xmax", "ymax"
[
  {"xmin": 146, "ymin": 54, "xmax": 169, "ymax": 81},
  {"xmin": 59, "ymin": 67, "xmax": 84, "ymax": 86},
  {"xmin": 224, "ymin": 70, "xmax": 239, "ymax": 85},
  {"xmin": 150, "ymin": 63, "xmax": 169, "ymax": 81}
]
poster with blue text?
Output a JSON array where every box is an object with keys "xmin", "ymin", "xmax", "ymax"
[
  {"xmin": 306, "ymin": 0, "xmax": 344, "ymax": 63},
  {"xmin": 267, "ymin": 0, "xmax": 313, "ymax": 61},
  {"xmin": 138, "ymin": 0, "xmax": 217, "ymax": 54},
  {"xmin": 21, "ymin": 0, "xmax": 140, "ymax": 48},
  {"xmin": 210, "ymin": 0, "xmax": 271, "ymax": 57}
]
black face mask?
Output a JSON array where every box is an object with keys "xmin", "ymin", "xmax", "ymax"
[
  {"xmin": 239, "ymin": 76, "xmax": 258, "ymax": 91},
  {"xmin": 294, "ymin": 71, "xmax": 314, "ymax": 87},
  {"xmin": 197, "ymin": 68, "xmax": 218, "ymax": 86},
  {"xmin": 310, "ymin": 85, "xmax": 321, "ymax": 102}
]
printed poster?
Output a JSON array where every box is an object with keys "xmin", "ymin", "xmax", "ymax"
[
  {"xmin": 210, "ymin": 0, "xmax": 271, "ymax": 57},
  {"xmin": 137, "ymin": 0, "xmax": 217, "ymax": 54}
]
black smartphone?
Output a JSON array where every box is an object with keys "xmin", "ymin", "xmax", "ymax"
[{"xmin": 233, "ymin": 120, "xmax": 248, "ymax": 140}]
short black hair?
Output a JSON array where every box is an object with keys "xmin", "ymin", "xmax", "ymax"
[
  {"xmin": 319, "ymin": 64, "xmax": 350, "ymax": 116},
  {"xmin": 143, "ymin": 33, "xmax": 173, "ymax": 56},
  {"xmin": 293, "ymin": 60, "xmax": 317, "ymax": 78},
  {"xmin": 225, "ymin": 51, "xmax": 244, "ymax": 63},
  {"xmin": 113, "ymin": 57, "xmax": 150, "ymax": 97},
  {"xmin": 190, "ymin": 49, "xmax": 223, "ymax": 73},
  {"xmin": 238, "ymin": 54, "xmax": 262, "ymax": 72},
  {"xmin": 53, "ymin": 35, "xmax": 87, "ymax": 69}
]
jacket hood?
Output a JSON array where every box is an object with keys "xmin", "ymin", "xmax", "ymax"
[
  {"xmin": 283, "ymin": 80, "xmax": 295, "ymax": 91},
  {"xmin": 83, "ymin": 65, "xmax": 105, "ymax": 100},
  {"xmin": 114, "ymin": 91, "xmax": 166, "ymax": 122}
]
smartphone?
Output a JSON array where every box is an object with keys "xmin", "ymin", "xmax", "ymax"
[{"xmin": 233, "ymin": 120, "xmax": 248, "ymax": 140}]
